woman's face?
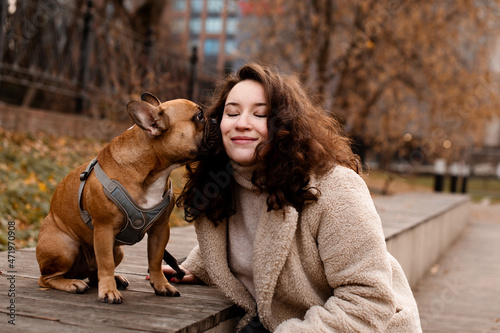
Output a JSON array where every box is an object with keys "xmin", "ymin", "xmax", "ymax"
[{"xmin": 220, "ymin": 80, "xmax": 269, "ymax": 165}]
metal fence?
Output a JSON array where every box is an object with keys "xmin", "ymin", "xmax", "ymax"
[{"xmin": 0, "ymin": 0, "xmax": 197, "ymax": 121}]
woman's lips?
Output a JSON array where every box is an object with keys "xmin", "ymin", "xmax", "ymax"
[{"xmin": 231, "ymin": 136, "xmax": 257, "ymax": 144}]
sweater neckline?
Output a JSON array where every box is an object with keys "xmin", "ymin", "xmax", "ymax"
[{"xmin": 230, "ymin": 161, "xmax": 257, "ymax": 190}]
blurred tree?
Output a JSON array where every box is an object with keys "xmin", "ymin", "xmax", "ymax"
[
  {"xmin": 240, "ymin": 0, "xmax": 500, "ymax": 170},
  {"xmin": 85, "ymin": 0, "xmax": 179, "ymax": 105},
  {"xmin": 91, "ymin": 0, "xmax": 168, "ymax": 37},
  {"xmin": 0, "ymin": 0, "xmax": 186, "ymax": 118},
  {"xmin": 86, "ymin": 0, "xmax": 175, "ymax": 94}
]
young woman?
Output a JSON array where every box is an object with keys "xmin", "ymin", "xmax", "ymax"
[{"xmin": 166, "ymin": 64, "xmax": 422, "ymax": 332}]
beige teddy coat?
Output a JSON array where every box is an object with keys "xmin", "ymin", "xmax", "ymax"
[{"xmin": 182, "ymin": 165, "xmax": 422, "ymax": 332}]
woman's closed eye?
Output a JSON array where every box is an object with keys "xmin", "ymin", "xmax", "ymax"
[
  {"xmin": 223, "ymin": 105, "xmax": 239, "ymax": 117},
  {"xmin": 253, "ymin": 104, "xmax": 268, "ymax": 118}
]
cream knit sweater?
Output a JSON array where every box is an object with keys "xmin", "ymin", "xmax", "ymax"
[{"xmin": 227, "ymin": 162, "xmax": 265, "ymax": 299}]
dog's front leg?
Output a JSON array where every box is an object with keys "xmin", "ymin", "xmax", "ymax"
[
  {"xmin": 147, "ymin": 221, "xmax": 180, "ymax": 297},
  {"xmin": 93, "ymin": 224, "xmax": 123, "ymax": 303}
]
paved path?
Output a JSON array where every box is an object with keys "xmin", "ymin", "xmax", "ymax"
[{"xmin": 413, "ymin": 203, "xmax": 500, "ymax": 332}]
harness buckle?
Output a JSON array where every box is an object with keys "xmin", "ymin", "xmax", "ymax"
[
  {"xmin": 80, "ymin": 158, "xmax": 98, "ymax": 181},
  {"xmin": 80, "ymin": 171, "xmax": 89, "ymax": 181}
]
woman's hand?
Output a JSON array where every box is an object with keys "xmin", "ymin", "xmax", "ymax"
[{"xmin": 147, "ymin": 265, "xmax": 203, "ymax": 284}]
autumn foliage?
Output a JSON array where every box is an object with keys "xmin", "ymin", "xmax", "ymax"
[
  {"xmin": 239, "ymin": 0, "xmax": 500, "ymax": 168},
  {"xmin": 0, "ymin": 129, "xmax": 187, "ymax": 250}
]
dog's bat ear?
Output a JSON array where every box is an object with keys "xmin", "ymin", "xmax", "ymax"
[
  {"xmin": 140, "ymin": 92, "xmax": 161, "ymax": 107},
  {"xmin": 127, "ymin": 100, "xmax": 169, "ymax": 138}
]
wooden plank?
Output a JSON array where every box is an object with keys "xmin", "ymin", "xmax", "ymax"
[
  {"xmin": 0, "ymin": 225, "xmax": 240, "ymax": 332},
  {"xmin": 0, "ymin": 314, "xmax": 138, "ymax": 333},
  {"xmin": 0, "ymin": 270, "xmax": 238, "ymax": 332}
]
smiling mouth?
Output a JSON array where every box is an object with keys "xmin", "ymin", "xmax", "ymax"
[{"xmin": 231, "ymin": 136, "xmax": 257, "ymax": 144}]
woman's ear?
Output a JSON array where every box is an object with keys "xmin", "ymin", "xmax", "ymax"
[{"xmin": 126, "ymin": 100, "xmax": 169, "ymax": 138}]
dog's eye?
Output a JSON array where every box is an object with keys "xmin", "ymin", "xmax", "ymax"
[{"xmin": 196, "ymin": 111, "xmax": 205, "ymax": 123}]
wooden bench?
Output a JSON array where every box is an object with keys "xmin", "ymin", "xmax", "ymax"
[{"xmin": 0, "ymin": 193, "xmax": 470, "ymax": 332}]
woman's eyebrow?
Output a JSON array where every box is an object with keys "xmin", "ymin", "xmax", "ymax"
[{"xmin": 224, "ymin": 102, "xmax": 267, "ymax": 107}]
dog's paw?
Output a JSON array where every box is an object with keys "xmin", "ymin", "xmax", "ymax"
[
  {"xmin": 99, "ymin": 289, "xmax": 123, "ymax": 304},
  {"xmin": 73, "ymin": 281, "xmax": 91, "ymax": 294},
  {"xmin": 152, "ymin": 282, "xmax": 180, "ymax": 297},
  {"xmin": 38, "ymin": 276, "xmax": 90, "ymax": 294},
  {"xmin": 62, "ymin": 279, "xmax": 90, "ymax": 294},
  {"xmin": 115, "ymin": 275, "xmax": 129, "ymax": 290}
]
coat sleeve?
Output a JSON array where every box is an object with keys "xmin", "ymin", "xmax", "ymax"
[
  {"xmin": 275, "ymin": 167, "xmax": 398, "ymax": 332},
  {"xmin": 181, "ymin": 245, "xmax": 214, "ymax": 285}
]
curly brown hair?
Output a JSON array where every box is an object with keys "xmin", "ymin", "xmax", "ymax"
[{"xmin": 177, "ymin": 63, "xmax": 359, "ymax": 224}]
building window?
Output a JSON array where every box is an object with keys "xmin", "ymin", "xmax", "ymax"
[
  {"xmin": 191, "ymin": 0, "xmax": 203, "ymax": 13},
  {"xmin": 173, "ymin": 0, "xmax": 186, "ymax": 11},
  {"xmin": 207, "ymin": 0, "xmax": 224, "ymax": 13},
  {"xmin": 227, "ymin": 0, "xmax": 239, "ymax": 15},
  {"xmin": 189, "ymin": 18, "xmax": 202, "ymax": 34},
  {"xmin": 226, "ymin": 17, "xmax": 238, "ymax": 35},
  {"xmin": 205, "ymin": 17, "xmax": 222, "ymax": 34},
  {"xmin": 204, "ymin": 39, "xmax": 220, "ymax": 56},
  {"xmin": 225, "ymin": 39, "xmax": 237, "ymax": 55}
]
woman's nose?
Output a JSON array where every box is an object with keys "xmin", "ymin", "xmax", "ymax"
[{"xmin": 235, "ymin": 112, "xmax": 251, "ymax": 130}]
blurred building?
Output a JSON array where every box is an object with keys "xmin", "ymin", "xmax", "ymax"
[
  {"xmin": 484, "ymin": 117, "xmax": 500, "ymax": 147},
  {"xmin": 487, "ymin": 38, "xmax": 500, "ymax": 148},
  {"xmin": 167, "ymin": 0, "xmax": 240, "ymax": 77}
]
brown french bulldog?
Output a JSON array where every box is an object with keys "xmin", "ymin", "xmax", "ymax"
[{"xmin": 36, "ymin": 93, "xmax": 220, "ymax": 304}]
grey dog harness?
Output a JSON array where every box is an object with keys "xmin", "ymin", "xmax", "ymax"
[{"xmin": 78, "ymin": 158, "xmax": 173, "ymax": 245}]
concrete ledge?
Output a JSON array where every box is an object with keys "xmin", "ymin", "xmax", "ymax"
[{"xmin": 375, "ymin": 193, "xmax": 471, "ymax": 288}]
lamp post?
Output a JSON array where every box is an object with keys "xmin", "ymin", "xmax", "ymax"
[
  {"xmin": 434, "ymin": 158, "xmax": 446, "ymax": 192},
  {"xmin": 187, "ymin": 46, "xmax": 198, "ymax": 101}
]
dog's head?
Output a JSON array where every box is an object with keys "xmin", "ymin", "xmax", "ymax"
[{"xmin": 127, "ymin": 92, "xmax": 221, "ymax": 164}]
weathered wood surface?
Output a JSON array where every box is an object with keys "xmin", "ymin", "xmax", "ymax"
[{"xmin": 0, "ymin": 226, "xmax": 239, "ymax": 332}]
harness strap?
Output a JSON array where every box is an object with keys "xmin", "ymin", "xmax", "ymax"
[
  {"xmin": 78, "ymin": 158, "xmax": 173, "ymax": 245},
  {"xmin": 78, "ymin": 158, "xmax": 98, "ymax": 229},
  {"xmin": 163, "ymin": 249, "xmax": 186, "ymax": 280}
]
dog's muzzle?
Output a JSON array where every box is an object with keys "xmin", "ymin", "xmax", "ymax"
[{"xmin": 200, "ymin": 118, "xmax": 222, "ymax": 156}]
